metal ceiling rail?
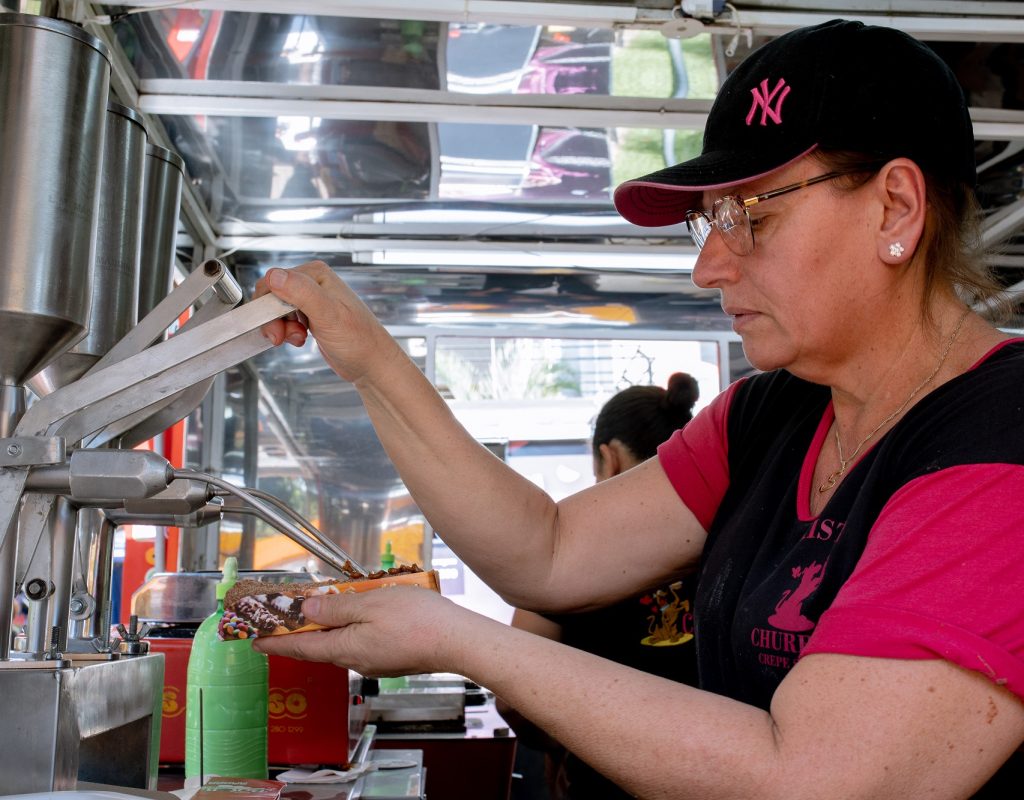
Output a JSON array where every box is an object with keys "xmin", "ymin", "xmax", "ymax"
[
  {"xmin": 95, "ymin": 0, "xmax": 660, "ymax": 28},
  {"xmin": 982, "ymin": 196, "xmax": 1024, "ymax": 250},
  {"xmin": 138, "ymin": 81, "xmax": 714, "ymax": 131},
  {"xmin": 97, "ymin": 0, "xmax": 1024, "ymax": 41},
  {"xmin": 739, "ymin": 0, "xmax": 1024, "ymax": 15},
  {"xmin": 689, "ymin": 9, "xmax": 1024, "ymax": 42},
  {"xmin": 137, "ymin": 80, "xmax": 1024, "ymax": 142}
]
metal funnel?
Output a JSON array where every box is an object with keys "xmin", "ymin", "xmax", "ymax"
[
  {"xmin": 0, "ymin": 14, "xmax": 111, "ymax": 387},
  {"xmin": 138, "ymin": 144, "xmax": 185, "ymax": 321},
  {"xmin": 29, "ymin": 100, "xmax": 148, "ymax": 396}
]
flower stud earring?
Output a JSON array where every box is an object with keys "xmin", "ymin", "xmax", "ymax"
[{"xmin": 889, "ymin": 242, "xmax": 905, "ymax": 258}]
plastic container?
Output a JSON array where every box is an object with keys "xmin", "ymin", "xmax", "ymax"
[{"xmin": 185, "ymin": 557, "xmax": 269, "ymax": 779}]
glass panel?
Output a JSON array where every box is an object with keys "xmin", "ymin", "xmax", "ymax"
[
  {"xmin": 230, "ymin": 260, "xmax": 721, "ymax": 332},
  {"xmin": 438, "ymin": 124, "xmax": 616, "ymax": 202},
  {"xmin": 113, "ymin": 11, "xmax": 444, "ymax": 87},
  {"xmin": 728, "ymin": 341, "xmax": 759, "ymax": 384},
  {"xmin": 111, "ymin": 12, "xmax": 719, "ymax": 99},
  {"xmin": 436, "ymin": 336, "xmax": 721, "ymax": 443},
  {"xmin": 164, "ymin": 115, "xmax": 433, "ymax": 212},
  {"xmin": 430, "ymin": 334, "xmax": 720, "ymax": 622},
  {"xmin": 165, "ymin": 116, "xmax": 707, "ymax": 218},
  {"xmin": 245, "ymin": 337, "xmax": 430, "ymax": 575},
  {"xmin": 112, "ymin": 10, "xmax": 721, "ymax": 222}
]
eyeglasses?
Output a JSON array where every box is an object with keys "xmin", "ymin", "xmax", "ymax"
[{"xmin": 684, "ymin": 171, "xmax": 846, "ymax": 256}]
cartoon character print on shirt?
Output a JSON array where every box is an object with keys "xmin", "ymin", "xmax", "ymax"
[
  {"xmin": 640, "ymin": 581, "xmax": 694, "ymax": 647},
  {"xmin": 767, "ymin": 561, "xmax": 824, "ymax": 632},
  {"xmin": 748, "ymin": 515, "xmax": 848, "ymax": 673}
]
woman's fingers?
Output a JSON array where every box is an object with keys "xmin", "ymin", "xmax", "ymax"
[
  {"xmin": 255, "ymin": 262, "xmax": 333, "ymax": 345},
  {"xmin": 254, "ymin": 625, "xmax": 347, "ymax": 665},
  {"xmin": 251, "ymin": 588, "xmax": 458, "ymax": 677}
]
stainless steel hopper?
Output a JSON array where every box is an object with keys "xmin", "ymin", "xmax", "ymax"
[
  {"xmin": 29, "ymin": 100, "xmax": 148, "ymax": 396},
  {"xmin": 0, "ymin": 13, "xmax": 110, "ymax": 388}
]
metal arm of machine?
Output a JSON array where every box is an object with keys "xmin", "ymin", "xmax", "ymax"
[
  {"xmin": 0, "ymin": 292, "xmax": 293, "ymax": 663},
  {"xmin": 86, "ymin": 259, "xmax": 245, "ymax": 448},
  {"xmin": 14, "ymin": 450, "xmax": 179, "ymax": 649},
  {"xmin": 84, "ymin": 257, "xmax": 242, "ymax": 374},
  {"xmin": 0, "ymin": 258, "xmax": 244, "ymax": 464},
  {"xmin": 24, "ymin": 449, "xmax": 174, "ymax": 502},
  {"xmin": 0, "ymin": 291, "xmax": 293, "ymax": 558},
  {"xmin": 175, "ymin": 468, "xmax": 369, "ymax": 576},
  {"xmin": 227, "ymin": 485, "xmax": 353, "ymax": 570},
  {"xmin": 21, "ymin": 292, "xmax": 290, "ymax": 442},
  {"xmin": 103, "ymin": 501, "xmax": 225, "ymax": 530}
]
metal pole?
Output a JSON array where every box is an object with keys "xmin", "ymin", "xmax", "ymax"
[
  {"xmin": 46, "ymin": 497, "xmax": 78, "ymax": 655},
  {"xmin": 239, "ymin": 369, "xmax": 259, "ymax": 569},
  {"xmin": 0, "ymin": 384, "xmax": 25, "ymax": 659}
]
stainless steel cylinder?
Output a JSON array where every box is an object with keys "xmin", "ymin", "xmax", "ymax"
[
  {"xmin": 138, "ymin": 144, "xmax": 185, "ymax": 320},
  {"xmin": 67, "ymin": 510, "xmax": 115, "ymax": 649},
  {"xmin": 0, "ymin": 14, "xmax": 111, "ymax": 386},
  {"xmin": 30, "ymin": 101, "xmax": 148, "ymax": 395},
  {"xmin": 46, "ymin": 497, "xmax": 78, "ymax": 654}
]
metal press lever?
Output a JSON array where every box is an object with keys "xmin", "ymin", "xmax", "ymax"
[{"xmin": 0, "ymin": 292, "xmax": 294, "ymax": 659}]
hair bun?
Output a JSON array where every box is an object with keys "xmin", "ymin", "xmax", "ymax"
[{"xmin": 665, "ymin": 372, "xmax": 699, "ymax": 412}]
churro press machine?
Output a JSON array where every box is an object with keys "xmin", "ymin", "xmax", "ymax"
[{"xmin": 0, "ymin": 11, "xmax": 342, "ymax": 793}]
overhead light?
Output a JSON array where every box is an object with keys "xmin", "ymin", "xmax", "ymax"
[
  {"xmin": 352, "ymin": 209, "xmax": 635, "ymax": 228},
  {"xmin": 362, "ymin": 247, "xmax": 695, "ymax": 272},
  {"xmin": 265, "ymin": 208, "xmax": 329, "ymax": 223},
  {"xmin": 214, "ymin": 235, "xmax": 697, "ymax": 272},
  {"xmin": 414, "ymin": 309, "xmax": 631, "ymax": 326}
]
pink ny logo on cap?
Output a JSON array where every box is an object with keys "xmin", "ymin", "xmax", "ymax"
[{"xmin": 746, "ymin": 77, "xmax": 791, "ymax": 126}]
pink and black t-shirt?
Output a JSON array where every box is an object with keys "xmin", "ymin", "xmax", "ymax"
[{"xmin": 658, "ymin": 339, "xmax": 1024, "ymax": 714}]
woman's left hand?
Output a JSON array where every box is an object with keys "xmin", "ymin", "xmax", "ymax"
[{"xmin": 251, "ymin": 585, "xmax": 469, "ymax": 677}]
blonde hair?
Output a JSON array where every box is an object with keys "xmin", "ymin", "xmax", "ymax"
[{"xmin": 813, "ymin": 149, "xmax": 1009, "ymax": 323}]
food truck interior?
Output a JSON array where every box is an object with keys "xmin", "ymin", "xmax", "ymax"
[{"xmin": 1, "ymin": 0, "xmax": 1023, "ymax": 797}]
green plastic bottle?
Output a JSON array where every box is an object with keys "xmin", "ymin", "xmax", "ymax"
[
  {"xmin": 380, "ymin": 540, "xmax": 395, "ymax": 571},
  {"xmin": 377, "ymin": 541, "xmax": 410, "ymax": 691},
  {"xmin": 185, "ymin": 557, "xmax": 269, "ymax": 780}
]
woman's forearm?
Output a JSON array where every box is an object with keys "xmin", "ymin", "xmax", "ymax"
[
  {"xmin": 451, "ymin": 611, "xmax": 779, "ymax": 800},
  {"xmin": 354, "ymin": 350, "xmax": 564, "ymax": 602},
  {"xmin": 448, "ymin": 610, "xmax": 1023, "ymax": 800}
]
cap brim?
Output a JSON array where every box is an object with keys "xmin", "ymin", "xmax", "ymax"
[{"xmin": 613, "ymin": 144, "xmax": 819, "ymax": 228}]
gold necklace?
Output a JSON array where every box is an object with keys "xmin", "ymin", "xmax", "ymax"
[{"xmin": 817, "ymin": 309, "xmax": 970, "ymax": 494}]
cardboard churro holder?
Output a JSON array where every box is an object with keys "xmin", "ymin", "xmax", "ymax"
[{"xmin": 218, "ymin": 566, "xmax": 441, "ymax": 640}]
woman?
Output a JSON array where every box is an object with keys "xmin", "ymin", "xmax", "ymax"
[
  {"xmin": 255, "ymin": 20, "xmax": 1024, "ymax": 798},
  {"xmin": 498, "ymin": 374, "xmax": 702, "ymax": 800}
]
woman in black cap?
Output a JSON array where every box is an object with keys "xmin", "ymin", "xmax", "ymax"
[{"xmin": 255, "ymin": 19, "xmax": 1024, "ymax": 798}]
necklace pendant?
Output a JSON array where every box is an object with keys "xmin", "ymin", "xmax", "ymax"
[{"xmin": 818, "ymin": 473, "xmax": 838, "ymax": 494}]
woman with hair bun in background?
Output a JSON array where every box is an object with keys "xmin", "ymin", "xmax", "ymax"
[{"xmin": 498, "ymin": 373, "xmax": 701, "ymax": 800}]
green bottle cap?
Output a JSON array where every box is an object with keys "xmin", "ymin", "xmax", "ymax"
[
  {"xmin": 216, "ymin": 556, "xmax": 239, "ymax": 601},
  {"xmin": 380, "ymin": 540, "xmax": 395, "ymax": 571}
]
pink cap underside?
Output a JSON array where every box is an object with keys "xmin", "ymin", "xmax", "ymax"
[{"xmin": 625, "ymin": 144, "xmax": 820, "ymax": 197}]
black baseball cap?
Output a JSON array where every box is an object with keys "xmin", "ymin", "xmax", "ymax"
[{"xmin": 614, "ymin": 19, "xmax": 976, "ymax": 228}]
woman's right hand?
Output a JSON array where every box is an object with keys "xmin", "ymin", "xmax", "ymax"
[{"xmin": 254, "ymin": 261, "xmax": 401, "ymax": 384}]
